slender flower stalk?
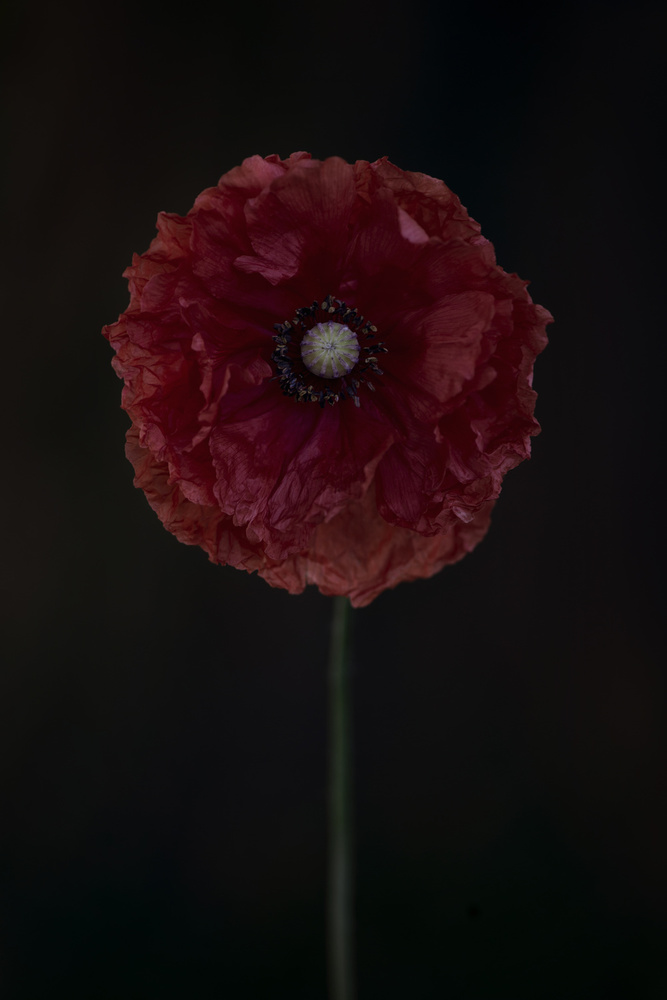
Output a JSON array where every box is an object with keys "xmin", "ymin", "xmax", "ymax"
[{"xmin": 328, "ymin": 595, "xmax": 354, "ymax": 1000}]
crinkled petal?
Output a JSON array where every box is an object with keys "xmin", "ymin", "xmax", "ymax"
[
  {"xmin": 234, "ymin": 157, "xmax": 357, "ymax": 286},
  {"xmin": 208, "ymin": 394, "xmax": 396, "ymax": 559},
  {"xmin": 259, "ymin": 488, "xmax": 494, "ymax": 607}
]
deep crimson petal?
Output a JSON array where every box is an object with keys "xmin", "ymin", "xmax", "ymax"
[
  {"xmin": 190, "ymin": 205, "xmax": 304, "ymax": 316},
  {"xmin": 382, "ymin": 292, "xmax": 499, "ymax": 420},
  {"xmin": 376, "ymin": 433, "xmax": 498, "ymax": 535},
  {"xmin": 208, "ymin": 395, "xmax": 396, "ymax": 559},
  {"xmin": 125, "ymin": 426, "xmax": 263, "ymax": 570},
  {"xmin": 234, "ymin": 157, "xmax": 357, "ymax": 287},
  {"xmin": 259, "ymin": 489, "xmax": 494, "ymax": 607},
  {"xmin": 104, "ymin": 153, "xmax": 552, "ymax": 604},
  {"xmin": 416, "ymin": 238, "xmax": 497, "ymax": 299},
  {"xmin": 366, "ymin": 158, "xmax": 482, "ymax": 243}
]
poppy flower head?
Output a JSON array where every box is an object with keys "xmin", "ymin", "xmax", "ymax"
[{"xmin": 104, "ymin": 153, "xmax": 552, "ymax": 606}]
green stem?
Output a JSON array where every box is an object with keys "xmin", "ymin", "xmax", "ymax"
[{"xmin": 328, "ymin": 595, "xmax": 355, "ymax": 1000}]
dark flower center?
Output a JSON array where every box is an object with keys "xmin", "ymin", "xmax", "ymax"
[{"xmin": 272, "ymin": 294, "xmax": 387, "ymax": 407}]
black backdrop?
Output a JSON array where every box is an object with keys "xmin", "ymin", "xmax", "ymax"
[{"xmin": 2, "ymin": 1, "xmax": 666, "ymax": 996}]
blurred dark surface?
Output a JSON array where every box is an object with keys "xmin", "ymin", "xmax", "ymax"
[{"xmin": 2, "ymin": 0, "xmax": 666, "ymax": 996}]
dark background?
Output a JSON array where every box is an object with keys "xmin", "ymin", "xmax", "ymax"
[{"xmin": 2, "ymin": 0, "xmax": 666, "ymax": 996}]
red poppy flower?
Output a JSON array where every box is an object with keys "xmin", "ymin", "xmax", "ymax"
[{"xmin": 103, "ymin": 152, "xmax": 551, "ymax": 607}]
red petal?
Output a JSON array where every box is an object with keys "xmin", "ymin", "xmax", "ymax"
[
  {"xmin": 235, "ymin": 157, "xmax": 357, "ymax": 285},
  {"xmin": 260, "ymin": 488, "xmax": 494, "ymax": 606},
  {"xmin": 381, "ymin": 292, "xmax": 498, "ymax": 424},
  {"xmin": 208, "ymin": 395, "xmax": 396, "ymax": 559}
]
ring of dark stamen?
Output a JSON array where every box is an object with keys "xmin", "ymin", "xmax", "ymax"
[{"xmin": 271, "ymin": 294, "xmax": 387, "ymax": 407}]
